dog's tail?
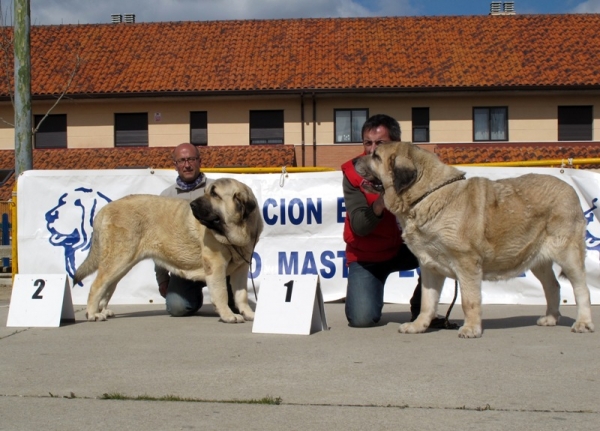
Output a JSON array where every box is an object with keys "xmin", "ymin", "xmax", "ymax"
[{"xmin": 73, "ymin": 230, "xmax": 101, "ymax": 285}]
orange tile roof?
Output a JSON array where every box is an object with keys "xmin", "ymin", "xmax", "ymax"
[
  {"xmin": 435, "ymin": 143, "xmax": 600, "ymax": 167},
  {"xmin": 2, "ymin": 14, "xmax": 600, "ymax": 97},
  {"xmin": 0, "ymin": 145, "xmax": 297, "ymax": 200}
]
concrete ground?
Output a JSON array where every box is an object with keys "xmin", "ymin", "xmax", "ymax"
[
  {"xmin": 1, "ymin": 281, "xmax": 599, "ymax": 431},
  {"xmin": 0, "ymin": 277, "xmax": 11, "ymax": 302}
]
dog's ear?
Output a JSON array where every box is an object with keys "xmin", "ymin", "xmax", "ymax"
[
  {"xmin": 243, "ymin": 196, "xmax": 257, "ymax": 219},
  {"xmin": 392, "ymin": 166, "xmax": 417, "ymax": 194},
  {"xmin": 390, "ymin": 143, "xmax": 418, "ymax": 194},
  {"xmin": 235, "ymin": 192, "xmax": 257, "ymax": 220}
]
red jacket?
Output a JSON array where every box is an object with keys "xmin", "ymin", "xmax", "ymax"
[{"xmin": 342, "ymin": 158, "xmax": 403, "ymax": 263}]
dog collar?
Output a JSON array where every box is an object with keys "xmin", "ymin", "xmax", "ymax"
[{"xmin": 409, "ymin": 174, "xmax": 466, "ymax": 208}]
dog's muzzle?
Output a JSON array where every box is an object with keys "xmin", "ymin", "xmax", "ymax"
[{"xmin": 190, "ymin": 199, "xmax": 225, "ymax": 235}]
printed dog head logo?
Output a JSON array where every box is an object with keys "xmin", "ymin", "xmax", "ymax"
[
  {"xmin": 584, "ymin": 198, "xmax": 600, "ymax": 252},
  {"xmin": 45, "ymin": 187, "xmax": 112, "ymax": 284}
]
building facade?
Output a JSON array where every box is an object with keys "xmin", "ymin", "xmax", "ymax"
[{"xmin": 1, "ymin": 14, "xmax": 599, "ymax": 169}]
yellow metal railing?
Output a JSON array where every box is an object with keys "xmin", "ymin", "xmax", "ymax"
[
  {"xmin": 454, "ymin": 158, "xmax": 600, "ymax": 168},
  {"xmin": 203, "ymin": 166, "xmax": 335, "ymax": 173},
  {"xmin": 11, "ymin": 189, "xmax": 17, "ymax": 282}
]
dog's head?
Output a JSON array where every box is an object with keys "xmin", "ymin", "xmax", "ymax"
[
  {"xmin": 190, "ymin": 178, "xmax": 262, "ymax": 246},
  {"xmin": 354, "ymin": 141, "xmax": 418, "ymax": 196}
]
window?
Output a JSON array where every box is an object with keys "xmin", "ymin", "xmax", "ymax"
[
  {"xmin": 0, "ymin": 169, "xmax": 13, "ymax": 186},
  {"xmin": 34, "ymin": 114, "xmax": 67, "ymax": 148},
  {"xmin": 334, "ymin": 109, "xmax": 368, "ymax": 143},
  {"xmin": 249, "ymin": 110, "xmax": 284, "ymax": 144},
  {"xmin": 412, "ymin": 108, "xmax": 429, "ymax": 142},
  {"xmin": 473, "ymin": 107, "xmax": 508, "ymax": 141},
  {"xmin": 114, "ymin": 113, "xmax": 148, "ymax": 147},
  {"xmin": 558, "ymin": 106, "xmax": 593, "ymax": 141},
  {"xmin": 190, "ymin": 111, "xmax": 208, "ymax": 146}
]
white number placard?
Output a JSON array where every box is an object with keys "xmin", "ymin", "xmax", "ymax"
[
  {"xmin": 6, "ymin": 274, "xmax": 75, "ymax": 327},
  {"xmin": 252, "ymin": 274, "xmax": 329, "ymax": 335}
]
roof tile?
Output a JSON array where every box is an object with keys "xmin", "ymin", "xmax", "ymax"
[{"xmin": 2, "ymin": 14, "xmax": 600, "ymax": 97}]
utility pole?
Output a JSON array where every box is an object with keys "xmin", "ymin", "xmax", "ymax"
[{"xmin": 13, "ymin": 0, "xmax": 31, "ymax": 175}]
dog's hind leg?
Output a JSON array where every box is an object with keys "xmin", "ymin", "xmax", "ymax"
[
  {"xmin": 86, "ymin": 273, "xmax": 116, "ymax": 321},
  {"xmin": 530, "ymin": 262, "xmax": 561, "ymax": 327},
  {"xmin": 553, "ymin": 250, "xmax": 594, "ymax": 333},
  {"xmin": 399, "ymin": 270, "xmax": 444, "ymax": 334},
  {"xmin": 86, "ymin": 261, "xmax": 134, "ymax": 321},
  {"xmin": 97, "ymin": 281, "xmax": 119, "ymax": 319}
]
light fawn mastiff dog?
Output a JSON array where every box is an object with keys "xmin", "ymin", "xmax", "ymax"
[
  {"xmin": 74, "ymin": 178, "xmax": 263, "ymax": 323},
  {"xmin": 354, "ymin": 141, "xmax": 594, "ymax": 338}
]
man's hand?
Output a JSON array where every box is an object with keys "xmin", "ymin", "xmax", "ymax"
[
  {"xmin": 159, "ymin": 280, "xmax": 169, "ymax": 298},
  {"xmin": 372, "ymin": 195, "xmax": 385, "ymax": 217}
]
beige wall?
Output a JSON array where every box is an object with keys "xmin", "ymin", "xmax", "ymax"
[
  {"xmin": 314, "ymin": 93, "xmax": 599, "ymax": 144},
  {"xmin": 0, "ymin": 106, "xmax": 15, "ymax": 149},
  {"xmin": 0, "ymin": 91, "xmax": 598, "ymax": 154}
]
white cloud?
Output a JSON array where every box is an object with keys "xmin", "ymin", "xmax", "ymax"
[{"xmin": 572, "ymin": 0, "xmax": 600, "ymax": 13}]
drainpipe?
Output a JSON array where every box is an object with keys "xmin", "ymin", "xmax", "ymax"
[
  {"xmin": 312, "ymin": 93, "xmax": 316, "ymax": 167},
  {"xmin": 300, "ymin": 93, "xmax": 305, "ymax": 167}
]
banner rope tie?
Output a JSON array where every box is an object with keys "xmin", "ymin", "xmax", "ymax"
[{"xmin": 279, "ymin": 166, "xmax": 288, "ymax": 187}]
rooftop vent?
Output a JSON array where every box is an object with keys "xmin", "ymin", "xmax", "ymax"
[
  {"xmin": 111, "ymin": 14, "xmax": 122, "ymax": 24},
  {"xmin": 123, "ymin": 14, "xmax": 136, "ymax": 23},
  {"xmin": 490, "ymin": 1, "xmax": 516, "ymax": 15},
  {"xmin": 490, "ymin": 1, "xmax": 502, "ymax": 14}
]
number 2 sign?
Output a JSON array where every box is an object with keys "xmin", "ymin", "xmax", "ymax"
[
  {"xmin": 6, "ymin": 274, "xmax": 75, "ymax": 327},
  {"xmin": 252, "ymin": 274, "xmax": 329, "ymax": 335}
]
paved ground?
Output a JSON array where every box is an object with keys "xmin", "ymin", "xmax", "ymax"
[
  {"xmin": 1, "ymin": 283, "xmax": 599, "ymax": 431},
  {"xmin": 0, "ymin": 282, "xmax": 11, "ymax": 303}
]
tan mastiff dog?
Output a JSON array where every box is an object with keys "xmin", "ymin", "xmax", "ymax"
[
  {"xmin": 355, "ymin": 141, "xmax": 594, "ymax": 338},
  {"xmin": 74, "ymin": 178, "xmax": 263, "ymax": 323}
]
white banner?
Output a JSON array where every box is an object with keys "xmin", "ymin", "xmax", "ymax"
[{"xmin": 16, "ymin": 167, "xmax": 600, "ymax": 306}]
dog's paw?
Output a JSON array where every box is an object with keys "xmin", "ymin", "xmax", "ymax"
[
  {"xmin": 398, "ymin": 322, "xmax": 427, "ymax": 334},
  {"xmin": 220, "ymin": 313, "xmax": 246, "ymax": 323},
  {"xmin": 86, "ymin": 312, "xmax": 107, "ymax": 322},
  {"xmin": 571, "ymin": 321, "xmax": 594, "ymax": 333},
  {"xmin": 537, "ymin": 315, "xmax": 559, "ymax": 326},
  {"xmin": 241, "ymin": 309, "xmax": 255, "ymax": 321},
  {"xmin": 458, "ymin": 325, "xmax": 482, "ymax": 338}
]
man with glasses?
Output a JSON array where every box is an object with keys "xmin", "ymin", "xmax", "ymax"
[
  {"xmin": 342, "ymin": 114, "xmax": 447, "ymax": 328},
  {"xmin": 155, "ymin": 143, "xmax": 237, "ymax": 316}
]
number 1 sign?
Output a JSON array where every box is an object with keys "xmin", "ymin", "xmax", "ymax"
[
  {"xmin": 252, "ymin": 274, "xmax": 329, "ymax": 335},
  {"xmin": 6, "ymin": 274, "xmax": 75, "ymax": 327}
]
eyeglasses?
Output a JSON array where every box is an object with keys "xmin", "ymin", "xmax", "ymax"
[
  {"xmin": 174, "ymin": 157, "xmax": 200, "ymax": 165},
  {"xmin": 363, "ymin": 140, "xmax": 388, "ymax": 147}
]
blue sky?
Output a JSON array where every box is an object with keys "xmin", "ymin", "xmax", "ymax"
[{"xmin": 3, "ymin": 0, "xmax": 598, "ymax": 25}]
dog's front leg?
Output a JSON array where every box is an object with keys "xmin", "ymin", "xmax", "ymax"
[
  {"xmin": 229, "ymin": 265, "xmax": 254, "ymax": 321},
  {"xmin": 207, "ymin": 271, "xmax": 245, "ymax": 323},
  {"xmin": 399, "ymin": 270, "xmax": 443, "ymax": 334}
]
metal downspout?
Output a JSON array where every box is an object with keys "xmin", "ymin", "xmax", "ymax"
[
  {"xmin": 300, "ymin": 93, "xmax": 305, "ymax": 167},
  {"xmin": 312, "ymin": 93, "xmax": 317, "ymax": 167}
]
